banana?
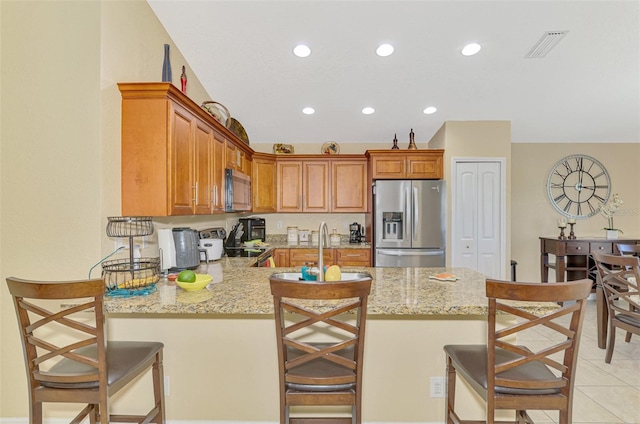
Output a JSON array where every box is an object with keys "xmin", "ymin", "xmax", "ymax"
[{"xmin": 117, "ymin": 274, "xmax": 159, "ymax": 289}]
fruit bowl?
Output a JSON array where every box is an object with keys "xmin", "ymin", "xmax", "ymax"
[{"xmin": 176, "ymin": 273, "xmax": 213, "ymax": 291}]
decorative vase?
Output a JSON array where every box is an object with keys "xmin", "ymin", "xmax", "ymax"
[
  {"xmin": 162, "ymin": 44, "xmax": 172, "ymax": 83},
  {"xmin": 407, "ymin": 128, "xmax": 417, "ymax": 150},
  {"xmin": 606, "ymin": 230, "xmax": 619, "ymax": 239},
  {"xmin": 391, "ymin": 133, "xmax": 399, "ymax": 149}
]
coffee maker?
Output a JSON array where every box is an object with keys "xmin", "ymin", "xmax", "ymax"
[{"xmin": 349, "ymin": 222, "xmax": 363, "ymax": 243}]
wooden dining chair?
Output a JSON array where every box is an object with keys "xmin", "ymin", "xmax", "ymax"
[
  {"xmin": 6, "ymin": 277, "xmax": 165, "ymax": 424},
  {"xmin": 592, "ymin": 251, "xmax": 640, "ymax": 363},
  {"xmin": 269, "ymin": 275, "xmax": 372, "ymax": 424},
  {"xmin": 616, "ymin": 243, "xmax": 640, "ymax": 256},
  {"xmin": 444, "ymin": 278, "xmax": 591, "ymax": 424}
]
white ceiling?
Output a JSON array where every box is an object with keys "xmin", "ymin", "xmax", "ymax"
[{"xmin": 148, "ymin": 0, "xmax": 640, "ymax": 145}]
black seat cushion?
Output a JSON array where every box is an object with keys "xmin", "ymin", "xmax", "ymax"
[
  {"xmin": 616, "ymin": 313, "xmax": 640, "ymax": 327},
  {"xmin": 286, "ymin": 343, "xmax": 356, "ymax": 392},
  {"xmin": 41, "ymin": 341, "xmax": 163, "ymax": 389},
  {"xmin": 444, "ymin": 344, "xmax": 561, "ymax": 396}
]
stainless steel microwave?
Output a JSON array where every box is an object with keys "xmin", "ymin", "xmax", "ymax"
[{"xmin": 225, "ymin": 169, "xmax": 251, "ymax": 212}]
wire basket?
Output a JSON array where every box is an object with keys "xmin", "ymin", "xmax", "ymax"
[
  {"xmin": 102, "ymin": 257, "xmax": 160, "ymax": 291},
  {"xmin": 106, "ymin": 216, "xmax": 154, "ymax": 238}
]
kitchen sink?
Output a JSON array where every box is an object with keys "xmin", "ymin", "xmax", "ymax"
[{"xmin": 270, "ymin": 272, "xmax": 371, "ymax": 282}]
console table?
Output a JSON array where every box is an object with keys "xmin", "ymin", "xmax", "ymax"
[{"xmin": 539, "ymin": 236, "xmax": 640, "ymax": 348}]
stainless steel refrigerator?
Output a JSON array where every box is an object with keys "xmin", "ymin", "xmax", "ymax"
[{"xmin": 374, "ymin": 180, "xmax": 445, "ymax": 267}]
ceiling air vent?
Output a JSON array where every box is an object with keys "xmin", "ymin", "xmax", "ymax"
[{"xmin": 525, "ymin": 30, "xmax": 569, "ymax": 58}]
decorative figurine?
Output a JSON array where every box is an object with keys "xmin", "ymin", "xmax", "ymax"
[
  {"xmin": 180, "ymin": 66, "xmax": 187, "ymax": 94},
  {"xmin": 408, "ymin": 128, "xmax": 417, "ymax": 150},
  {"xmin": 392, "ymin": 133, "xmax": 399, "ymax": 149}
]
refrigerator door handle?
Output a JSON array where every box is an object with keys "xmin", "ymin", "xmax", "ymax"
[
  {"xmin": 404, "ymin": 187, "xmax": 410, "ymax": 242},
  {"xmin": 413, "ymin": 186, "xmax": 418, "ymax": 241},
  {"xmin": 377, "ymin": 249, "xmax": 444, "ymax": 256}
]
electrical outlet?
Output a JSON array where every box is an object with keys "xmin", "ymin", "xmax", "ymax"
[
  {"xmin": 164, "ymin": 376, "xmax": 170, "ymax": 396},
  {"xmin": 114, "ymin": 239, "xmax": 128, "ymax": 250},
  {"xmin": 430, "ymin": 376, "xmax": 445, "ymax": 398},
  {"xmin": 277, "ymin": 221, "xmax": 283, "ymax": 229}
]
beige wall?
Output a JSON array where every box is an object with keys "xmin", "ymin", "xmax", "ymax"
[
  {"xmin": 1, "ymin": 0, "xmax": 639, "ymax": 422},
  {"xmin": 0, "ymin": 0, "xmax": 211, "ymax": 419},
  {"xmin": 512, "ymin": 143, "xmax": 640, "ymax": 283}
]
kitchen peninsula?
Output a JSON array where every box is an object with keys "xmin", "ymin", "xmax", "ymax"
[{"xmin": 104, "ymin": 259, "xmax": 556, "ymax": 423}]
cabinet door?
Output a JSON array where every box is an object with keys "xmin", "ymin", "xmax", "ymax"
[
  {"xmin": 194, "ymin": 119, "xmax": 213, "ymax": 214},
  {"xmin": 303, "ymin": 161, "xmax": 330, "ymax": 212},
  {"xmin": 273, "ymin": 249, "xmax": 290, "ymax": 267},
  {"xmin": 277, "ymin": 161, "xmax": 303, "ymax": 212},
  {"xmin": 406, "ymin": 152, "xmax": 443, "ymax": 179},
  {"xmin": 225, "ymin": 142, "xmax": 237, "ymax": 170},
  {"xmin": 335, "ymin": 248, "xmax": 371, "ymax": 266},
  {"xmin": 252, "ymin": 155, "xmax": 277, "ymax": 213},
  {"xmin": 211, "ymin": 135, "xmax": 225, "ymax": 212},
  {"xmin": 371, "ymin": 156, "xmax": 405, "ymax": 179},
  {"xmin": 332, "ymin": 160, "xmax": 368, "ymax": 212},
  {"xmin": 241, "ymin": 151, "xmax": 252, "ymax": 176},
  {"xmin": 169, "ymin": 102, "xmax": 195, "ymax": 215}
]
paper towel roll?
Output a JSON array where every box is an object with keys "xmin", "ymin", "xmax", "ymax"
[{"xmin": 158, "ymin": 228, "xmax": 176, "ymax": 271}]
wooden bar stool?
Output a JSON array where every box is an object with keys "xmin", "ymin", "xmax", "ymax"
[
  {"xmin": 444, "ymin": 278, "xmax": 591, "ymax": 424},
  {"xmin": 6, "ymin": 277, "xmax": 166, "ymax": 424},
  {"xmin": 269, "ymin": 275, "xmax": 372, "ymax": 424}
]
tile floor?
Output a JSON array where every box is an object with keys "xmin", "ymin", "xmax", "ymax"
[{"xmin": 520, "ymin": 299, "xmax": 640, "ymax": 424}]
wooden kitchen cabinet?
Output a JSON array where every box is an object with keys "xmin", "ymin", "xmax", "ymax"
[
  {"xmin": 276, "ymin": 158, "xmax": 330, "ymax": 212},
  {"xmin": 281, "ymin": 248, "xmax": 371, "ymax": 267},
  {"xmin": 276, "ymin": 155, "xmax": 367, "ymax": 213},
  {"xmin": 289, "ymin": 248, "xmax": 335, "ymax": 266},
  {"xmin": 252, "ymin": 153, "xmax": 277, "ymax": 213},
  {"xmin": 335, "ymin": 248, "xmax": 371, "ymax": 266},
  {"xmin": 272, "ymin": 248, "xmax": 290, "ymax": 267},
  {"xmin": 367, "ymin": 150, "xmax": 444, "ymax": 179},
  {"xmin": 119, "ymin": 82, "xmax": 252, "ymax": 216},
  {"xmin": 168, "ymin": 101, "xmax": 197, "ymax": 215},
  {"xmin": 193, "ymin": 119, "xmax": 215, "ymax": 214},
  {"xmin": 332, "ymin": 159, "xmax": 368, "ymax": 212},
  {"xmin": 304, "ymin": 160, "xmax": 331, "ymax": 212}
]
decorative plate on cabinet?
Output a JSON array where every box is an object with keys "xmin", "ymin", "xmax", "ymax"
[
  {"xmin": 273, "ymin": 143, "xmax": 294, "ymax": 154},
  {"xmin": 321, "ymin": 142, "xmax": 340, "ymax": 155},
  {"xmin": 228, "ymin": 118, "xmax": 250, "ymax": 145}
]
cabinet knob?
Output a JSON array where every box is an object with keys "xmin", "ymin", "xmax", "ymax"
[
  {"xmin": 576, "ymin": 246, "xmax": 581, "ymax": 250},
  {"xmin": 599, "ymin": 246, "xmax": 604, "ymax": 250}
]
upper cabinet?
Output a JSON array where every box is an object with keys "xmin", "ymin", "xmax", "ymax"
[
  {"xmin": 276, "ymin": 155, "xmax": 368, "ymax": 213},
  {"xmin": 119, "ymin": 82, "xmax": 252, "ymax": 216},
  {"xmin": 252, "ymin": 153, "xmax": 277, "ymax": 213},
  {"xmin": 366, "ymin": 150, "xmax": 444, "ymax": 180}
]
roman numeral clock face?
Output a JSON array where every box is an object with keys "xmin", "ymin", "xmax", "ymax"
[{"xmin": 546, "ymin": 154, "xmax": 611, "ymax": 219}]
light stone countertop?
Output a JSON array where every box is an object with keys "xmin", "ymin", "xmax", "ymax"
[{"xmin": 104, "ymin": 257, "xmax": 557, "ymax": 317}]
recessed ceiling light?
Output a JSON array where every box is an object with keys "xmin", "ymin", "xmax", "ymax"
[
  {"xmin": 302, "ymin": 107, "xmax": 315, "ymax": 115},
  {"xmin": 423, "ymin": 106, "xmax": 437, "ymax": 115},
  {"xmin": 461, "ymin": 43, "xmax": 481, "ymax": 56},
  {"xmin": 293, "ymin": 44, "xmax": 311, "ymax": 58},
  {"xmin": 376, "ymin": 43, "xmax": 394, "ymax": 57},
  {"xmin": 362, "ymin": 107, "xmax": 375, "ymax": 115}
]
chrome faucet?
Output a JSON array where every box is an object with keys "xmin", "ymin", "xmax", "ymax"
[{"xmin": 317, "ymin": 221, "xmax": 330, "ymax": 281}]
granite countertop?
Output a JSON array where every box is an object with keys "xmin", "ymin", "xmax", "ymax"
[{"xmin": 104, "ymin": 258, "xmax": 557, "ymax": 317}]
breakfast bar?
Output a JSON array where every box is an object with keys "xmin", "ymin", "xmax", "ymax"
[{"xmin": 103, "ymin": 259, "xmax": 557, "ymax": 423}]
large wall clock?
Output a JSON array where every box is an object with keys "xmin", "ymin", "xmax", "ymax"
[{"xmin": 546, "ymin": 154, "xmax": 611, "ymax": 219}]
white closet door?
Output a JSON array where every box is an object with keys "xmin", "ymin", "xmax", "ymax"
[{"xmin": 453, "ymin": 160, "xmax": 505, "ymax": 279}]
